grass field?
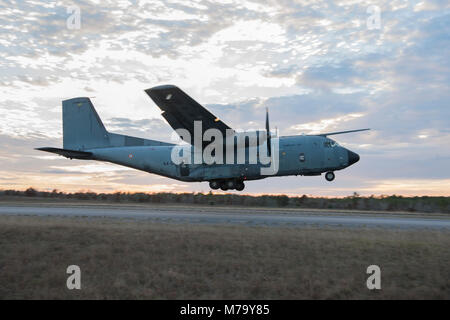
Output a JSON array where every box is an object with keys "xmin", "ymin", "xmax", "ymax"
[{"xmin": 0, "ymin": 215, "xmax": 449, "ymax": 299}]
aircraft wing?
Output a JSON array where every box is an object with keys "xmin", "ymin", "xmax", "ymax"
[{"xmin": 145, "ymin": 85, "xmax": 233, "ymax": 143}]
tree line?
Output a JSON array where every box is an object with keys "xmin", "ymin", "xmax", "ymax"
[{"xmin": 1, "ymin": 188, "xmax": 449, "ymax": 213}]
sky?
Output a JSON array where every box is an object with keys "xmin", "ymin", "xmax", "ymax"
[{"xmin": 0, "ymin": 0, "xmax": 449, "ymax": 196}]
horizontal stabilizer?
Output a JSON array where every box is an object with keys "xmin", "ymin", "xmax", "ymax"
[
  {"xmin": 35, "ymin": 147, "xmax": 93, "ymax": 160},
  {"xmin": 317, "ymin": 128, "xmax": 370, "ymax": 137}
]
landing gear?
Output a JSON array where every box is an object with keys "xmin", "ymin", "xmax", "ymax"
[
  {"xmin": 235, "ymin": 181, "xmax": 245, "ymax": 191},
  {"xmin": 209, "ymin": 181, "xmax": 220, "ymax": 190},
  {"xmin": 325, "ymin": 171, "xmax": 335, "ymax": 182},
  {"xmin": 209, "ymin": 180, "xmax": 245, "ymax": 191}
]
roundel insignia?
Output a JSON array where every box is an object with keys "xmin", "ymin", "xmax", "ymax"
[{"xmin": 128, "ymin": 154, "xmax": 133, "ymax": 159}]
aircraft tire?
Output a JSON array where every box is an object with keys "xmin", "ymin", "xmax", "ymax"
[
  {"xmin": 325, "ymin": 171, "xmax": 335, "ymax": 182},
  {"xmin": 209, "ymin": 181, "xmax": 220, "ymax": 190},
  {"xmin": 226, "ymin": 180, "xmax": 236, "ymax": 190},
  {"xmin": 235, "ymin": 181, "xmax": 245, "ymax": 191},
  {"xmin": 219, "ymin": 181, "xmax": 229, "ymax": 191}
]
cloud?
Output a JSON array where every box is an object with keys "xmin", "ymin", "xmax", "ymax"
[{"xmin": 0, "ymin": 0, "xmax": 449, "ymax": 195}]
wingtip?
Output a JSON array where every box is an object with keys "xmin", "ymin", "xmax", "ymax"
[
  {"xmin": 145, "ymin": 84, "xmax": 178, "ymax": 93},
  {"xmin": 35, "ymin": 147, "xmax": 60, "ymax": 152}
]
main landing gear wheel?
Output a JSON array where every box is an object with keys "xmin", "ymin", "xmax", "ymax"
[
  {"xmin": 325, "ymin": 171, "xmax": 335, "ymax": 182},
  {"xmin": 226, "ymin": 180, "xmax": 236, "ymax": 190},
  {"xmin": 211, "ymin": 180, "xmax": 245, "ymax": 191},
  {"xmin": 235, "ymin": 181, "xmax": 245, "ymax": 191},
  {"xmin": 209, "ymin": 181, "xmax": 220, "ymax": 190}
]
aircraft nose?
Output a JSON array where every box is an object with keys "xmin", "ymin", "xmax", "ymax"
[{"xmin": 347, "ymin": 150, "xmax": 360, "ymax": 166}]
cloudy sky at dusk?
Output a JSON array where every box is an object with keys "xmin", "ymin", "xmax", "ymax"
[{"xmin": 0, "ymin": 0, "xmax": 449, "ymax": 196}]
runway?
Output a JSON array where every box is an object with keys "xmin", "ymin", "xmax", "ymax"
[{"xmin": 0, "ymin": 204, "xmax": 449, "ymax": 229}]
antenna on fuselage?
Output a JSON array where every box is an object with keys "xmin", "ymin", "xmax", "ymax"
[{"xmin": 265, "ymin": 107, "xmax": 271, "ymax": 156}]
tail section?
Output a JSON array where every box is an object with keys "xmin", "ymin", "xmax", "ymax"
[
  {"xmin": 62, "ymin": 97, "xmax": 110, "ymax": 150},
  {"xmin": 36, "ymin": 96, "xmax": 175, "ymax": 158}
]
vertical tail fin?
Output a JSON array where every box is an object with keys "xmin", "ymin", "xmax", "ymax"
[{"xmin": 63, "ymin": 97, "xmax": 110, "ymax": 150}]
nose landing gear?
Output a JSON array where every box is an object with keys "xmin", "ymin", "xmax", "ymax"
[{"xmin": 325, "ymin": 171, "xmax": 335, "ymax": 182}]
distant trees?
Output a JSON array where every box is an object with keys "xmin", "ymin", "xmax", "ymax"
[
  {"xmin": 0, "ymin": 188, "xmax": 449, "ymax": 213},
  {"xmin": 276, "ymin": 195, "xmax": 289, "ymax": 207},
  {"xmin": 25, "ymin": 187, "xmax": 37, "ymax": 197}
]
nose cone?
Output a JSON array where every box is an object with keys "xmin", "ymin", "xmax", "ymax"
[{"xmin": 347, "ymin": 150, "xmax": 360, "ymax": 166}]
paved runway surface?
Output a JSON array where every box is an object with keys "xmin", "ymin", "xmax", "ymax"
[{"xmin": 1, "ymin": 204, "xmax": 449, "ymax": 229}]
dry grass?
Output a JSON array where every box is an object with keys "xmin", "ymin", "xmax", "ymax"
[{"xmin": 0, "ymin": 215, "xmax": 449, "ymax": 299}]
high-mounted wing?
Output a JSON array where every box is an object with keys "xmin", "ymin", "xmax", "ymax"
[{"xmin": 145, "ymin": 85, "xmax": 234, "ymax": 144}]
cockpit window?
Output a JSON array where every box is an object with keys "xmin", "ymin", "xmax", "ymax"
[{"xmin": 324, "ymin": 140, "xmax": 338, "ymax": 148}]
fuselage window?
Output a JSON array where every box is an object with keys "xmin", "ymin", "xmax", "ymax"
[{"xmin": 299, "ymin": 153, "xmax": 305, "ymax": 162}]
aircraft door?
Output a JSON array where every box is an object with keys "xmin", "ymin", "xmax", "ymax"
[
  {"xmin": 308, "ymin": 139, "xmax": 324, "ymax": 170},
  {"xmin": 324, "ymin": 143, "xmax": 334, "ymax": 166},
  {"xmin": 178, "ymin": 162, "xmax": 190, "ymax": 177}
]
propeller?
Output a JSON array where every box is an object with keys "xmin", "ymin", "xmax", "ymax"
[{"xmin": 265, "ymin": 107, "xmax": 271, "ymax": 157}]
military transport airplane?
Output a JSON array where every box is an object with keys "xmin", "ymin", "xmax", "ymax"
[{"xmin": 37, "ymin": 85, "xmax": 369, "ymax": 191}]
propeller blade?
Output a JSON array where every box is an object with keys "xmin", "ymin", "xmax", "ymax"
[
  {"xmin": 265, "ymin": 107, "xmax": 271, "ymax": 156},
  {"xmin": 317, "ymin": 128, "xmax": 370, "ymax": 136}
]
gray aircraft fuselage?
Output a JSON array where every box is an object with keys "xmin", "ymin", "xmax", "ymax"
[{"xmin": 86, "ymin": 134, "xmax": 358, "ymax": 182}]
